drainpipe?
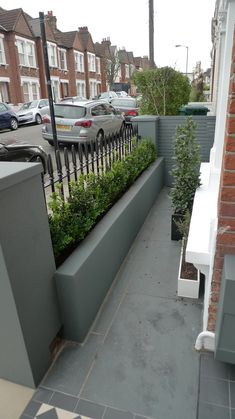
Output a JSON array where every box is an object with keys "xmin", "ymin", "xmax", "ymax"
[{"xmin": 195, "ymin": 331, "xmax": 215, "ymax": 351}]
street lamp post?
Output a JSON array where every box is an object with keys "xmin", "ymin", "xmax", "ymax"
[{"xmin": 175, "ymin": 44, "xmax": 189, "ymax": 76}]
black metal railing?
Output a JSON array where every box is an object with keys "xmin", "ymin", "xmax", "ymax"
[{"xmin": 43, "ymin": 124, "xmax": 139, "ymax": 206}]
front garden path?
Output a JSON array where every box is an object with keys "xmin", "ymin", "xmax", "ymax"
[{"xmin": 21, "ymin": 187, "xmax": 203, "ymax": 419}]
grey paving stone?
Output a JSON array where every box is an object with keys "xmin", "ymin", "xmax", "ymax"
[
  {"xmin": 41, "ymin": 334, "xmax": 102, "ymax": 395},
  {"xmin": 103, "ymin": 407, "xmax": 134, "ymax": 419},
  {"xmin": 75, "ymin": 398, "xmax": 105, "ymax": 418},
  {"xmin": 200, "ymin": 353, "xmax": 230, "ymax": 380},
  {"xmin": 230, "ymin": 382, "xmax": 235, "ymax": 408},
  {"xmin": 22, "ymin": 400, "xmax": 41, "ymax": 416},
  {"xmin": 199, "ymin": 376, "xmax": 229, "ymax": 406},
  {"xmin": 49, "ymin": 391, "xmax": 78, "ymax": 411},
  {"xmin": 33, "ymin": 388, "xmax": 54, "ymax": 403},
  {"xmin": 197, "ymin": 402, "xmax": 230, "ymax": 419},
  {"xmin": 231, "ymin": 408, "xmax": 235, "ymax": 419},
  {"xmin": 123, "ymin": 239, "xmax": 181, "ymax": 299},
  {"xmin": 81, "ymin": 293, "xmax": 201, "ymax": 419},
  {"xmin": 229, "ymin": 364, "xmax": 235, "ymax": 381}
]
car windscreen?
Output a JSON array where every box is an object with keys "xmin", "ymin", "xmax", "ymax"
[
  {"xmin": 111, "ymin": 99, "xmax": 136, "ymax": 107},
  {"xmin": 54, "ymin": 105, "xmax": 86, "ymax": 119},
  {"xmin": 20, "ymin": 101, "xmax": 38, "ymax": 110}
]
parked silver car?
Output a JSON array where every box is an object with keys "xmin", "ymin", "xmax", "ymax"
[
  {"xmin": 98, "ymin": 91, "xmax": 118, "ymax": 103},
  {"xmin": 17, "ymin": 99, "xmax": 49, "ymax": 125},
  {"xmin": 41, "ymin": 100, "xmax": 124, "ymax": 145}
]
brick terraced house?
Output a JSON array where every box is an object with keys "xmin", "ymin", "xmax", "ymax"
[{"xmin": 0, "ymin": 7, "xmax": 150, "ymax": 105}]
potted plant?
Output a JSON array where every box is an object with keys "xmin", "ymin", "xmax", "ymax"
[
  {"xmin": 170, "ymin": 117, "xmax": 201, "ymax": 240},
  {"xmin": 176, "ymin": 211, "xmax": 200, "ymax": 298}
]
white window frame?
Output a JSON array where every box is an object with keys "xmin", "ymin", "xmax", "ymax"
[
  {"xmin": 58, "ymin": 48, "xmax": 67, "ymax": 70},
  {"xmin": 51, "ymin": 76, "xmax": 60, "ymax": 102},
  {"xmin": 89, "ymin": 78, "xmax": 97, "ymax": 98},
  {"xmin": 76, "ymin": 79, "xmax": 86, "ymax": 97},
  {"xmin": 125, "ymin": 64, "xmax": 130, "ymax": 78},
  {"xmin": 47, "ymin": 42, "xmax": 58, "ymax": 68},
  {"xmin": 16, "ymin": 36, "xmax": 36, "ymax": 68},
  {"xmin": 96, "ymin": 57, "xmax": 101, "ymax": 74},
  {"xmin": 88, "ymin": 52, "xmax": 96, "ymax": 72},
  {"xmin": 0, "ymin": 34, "xmax": 6, "ymax": 65},
  {"xmin": 74, "ymin": 51, "xmax": 84, "ymax": 73},
  {"xmin": 20, "ymin": 77, "xmax": 40, "ymax": 101}
]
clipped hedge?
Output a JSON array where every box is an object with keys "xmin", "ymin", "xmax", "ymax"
[{"xmin": 49, "ymin": 139, "xmax": 156, "ymax": 263}]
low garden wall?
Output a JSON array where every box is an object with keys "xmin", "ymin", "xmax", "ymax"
[{"xmin": 55, "ymin": 157, "xmax": 164, "ymax": 342}]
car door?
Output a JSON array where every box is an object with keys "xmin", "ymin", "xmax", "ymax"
[
  {"xmin": 106, "ymin": 104, "xmax": 122, "ymax": 134},
  {"xmin": 0, "ymin": 103, "xmax": 11, "ymax": 129},
  {"xmin": 91, "ymin": 104, "xmax": 110, "ymax": 136},
  {"xmin": 38, "ymin": 99, "xmax": 49, "ymax": 116}
]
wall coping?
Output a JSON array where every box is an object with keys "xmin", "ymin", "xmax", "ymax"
[
  {"xmin": 186, "ymin": 162, "xmax": 219, "ymax": 266},
  {"xmin": 0, "ymin": 162, "xmax": 42, "ymax": 191}
]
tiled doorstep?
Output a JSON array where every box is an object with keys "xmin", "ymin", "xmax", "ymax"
[
  {"xmin": 197, "ymin": 352, "xmax": 235, "ymax": 419},
  {"xmin": 20, "ymin": 390, "xmax": 156, "ymax": 419},
  {"xmin": 0, "ymin": 378, "xmax": 35, "ymax": 419}
]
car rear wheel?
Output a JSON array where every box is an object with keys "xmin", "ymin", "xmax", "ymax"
[
  {"xmin": 10, "ymin": 117, "xmax": 18, "ymax": 130},
  {"xmin": 96, "ymin": 130, "xmax": 104, "ymax": 145},
  {"xmin": 35, "ymin": 114, "xmax": 42, "ymax": 125}
]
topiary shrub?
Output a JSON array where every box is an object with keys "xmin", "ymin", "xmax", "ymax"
[{"xmin": 49, "ymin": 139, "xmax": 156, "ymax": 263}]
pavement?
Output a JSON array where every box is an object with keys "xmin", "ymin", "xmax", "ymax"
[{"xmin": 1, "ymin": 187, "xmax": 234, "ymax": 419}]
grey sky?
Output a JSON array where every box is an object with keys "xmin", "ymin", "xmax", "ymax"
[{"xmin": 1, "ymin": 0, "xmax": 215, "ymax": 73}]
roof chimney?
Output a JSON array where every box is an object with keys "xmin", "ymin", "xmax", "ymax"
[
  {"xmin": 46, "ymin": 11, "xmax": 57, "ymax": 32},
  {"xmin": 79, "ymin": 26, "xmax": 88, "ymax": 32}
]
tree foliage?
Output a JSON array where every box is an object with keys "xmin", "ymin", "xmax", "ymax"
[
  {"xmin": 170, "ymin": 117, "xmax": 201, "ymax": 214},
  {"xmin": 133, "ymin": 67, "xmax": 191, "ymax": 115},
  {"xmin": 105, "ymin": 55, "xmax": 120, "ymax": 88}
]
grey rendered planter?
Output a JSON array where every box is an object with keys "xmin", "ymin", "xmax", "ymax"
[{"xmin": 55, "ymin": 158, "xmax": 164, "ymax": 342}]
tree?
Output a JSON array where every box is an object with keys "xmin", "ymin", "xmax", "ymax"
[
  {"xmin": 105, "ymin": 55, "xmax": 120, "ymax": 89},
  {"xmin": 189, "ymin": 61, "xmax": 205, "ymax": 102},
  {"xmin": 133, "ymin": 67, "xmax": 191, "ymax": 115}
]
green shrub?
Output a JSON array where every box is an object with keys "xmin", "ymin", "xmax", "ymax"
[
  {"xmin": 49, "ymin": 139, "xmax": 156, "ymax": 262},
  {"xmin": 170, "ymin": 117, "xmax": 201, "ymax": 214}
]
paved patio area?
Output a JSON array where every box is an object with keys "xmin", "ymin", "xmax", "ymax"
[{"xmin": 18, "ymin": 186, "xmax": 235, "ymax": 419}]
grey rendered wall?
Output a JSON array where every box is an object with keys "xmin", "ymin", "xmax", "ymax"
[
  {"xmin": 0, "ymin": 163, "xmax": 61, "ymax": 387},
  {"xmin": 55, "ymin": 158, "xmax": 164, "ymax": 343},
  {"xmin": 133, "ymin": 116, "xmax": 216, "ymax": 186}
]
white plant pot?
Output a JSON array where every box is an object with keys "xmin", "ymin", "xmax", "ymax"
[{"xmin": 177, "ymin": 243, "xmax": 200, "ymax": 298}]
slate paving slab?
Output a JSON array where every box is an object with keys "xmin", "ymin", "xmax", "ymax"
[{"xmin": 81, "ymin": 293, "xmax": 201, "ymax": 419}]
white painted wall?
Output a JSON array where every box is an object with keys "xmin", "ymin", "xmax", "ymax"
[{"xmin": 186, "ymin": 0, "xmax": 235, "ymax": 350}]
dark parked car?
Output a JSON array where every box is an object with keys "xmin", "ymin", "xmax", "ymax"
[
  {"xmin": 0, "ymin": 139, "xmax": 47, "ymax": 173},
  {"xmin": 110, "ymin": 97, "xmax": 139, "ymax": 124},
  {"xmin": 0, "ymin": 102, "xmax": 18, "ymax": 131}
]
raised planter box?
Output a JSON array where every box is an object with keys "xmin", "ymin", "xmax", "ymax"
[
  {"xmin": 177, "ymin": 242, "xmax": 200, "ymax": 299},
  {"xmin": 55, "ymin": 158, "xmax": 164, "ymax": 342}
]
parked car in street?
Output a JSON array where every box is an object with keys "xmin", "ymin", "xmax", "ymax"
[
  {"xmin": 60, "ymin": 96, "xmax": 87, "ymax": 103},
  {"xmin": 110, "ymin": 97, "xmax": 139, "ymax": 124},
  {"xmin": 17, "ymin": 99, "xmax": 49, "ymax": 125},
  {"xmin": 115, "ymin": 91, "xmax": 129, "ymax": 97},
  {"xmin": 0, "ymin": 138, "xmax": 47, "ymax": 172},
  {"xmin": 98, "ymin": 91, "xmax": 118, "ymax": 103},
  {"xmin": 0, "ymin": 102, "xmax": 18, "ymax": 131},
  {"xmin": 42, "ymin": 100, "xmax": 124, "ymax": 145}
]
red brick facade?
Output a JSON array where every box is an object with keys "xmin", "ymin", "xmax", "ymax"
[
  {"xmin": 208, "ymin": 27, "xmax": 235, "ymax": 331},
  {"xmin": 0, "ymin": 8, "xmax": 150, "ymax": 104}
]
